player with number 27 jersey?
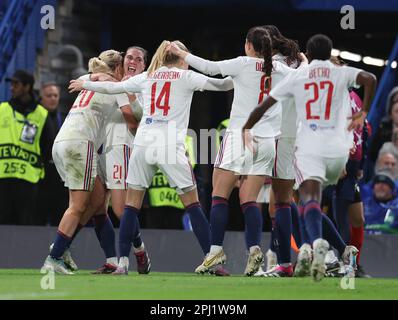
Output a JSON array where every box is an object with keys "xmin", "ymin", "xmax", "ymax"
[{"xmin": 271, "ymin": 59, "xmax": 362, "ymax": 185}]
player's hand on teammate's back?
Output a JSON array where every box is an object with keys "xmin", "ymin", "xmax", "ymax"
[
  {"xmin": 299, "ymin": 52, "xmax": 308, "ymax": 64},
  {"xmin": 348, "ymin": 110, "xmax": 367, "ymax": 131},
  {"xmin": 68, "ymin": 79, "xmax": 84, "ymax": 93}
]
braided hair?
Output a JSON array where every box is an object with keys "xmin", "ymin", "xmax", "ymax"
[{"xmin": 246, "ymin": 26, "xmax": 273, "ymax": 77}]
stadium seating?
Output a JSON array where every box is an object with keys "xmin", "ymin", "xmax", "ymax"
[{"xmin": 0, "ymin": 0, "xmax": 56, "ymax": 101}]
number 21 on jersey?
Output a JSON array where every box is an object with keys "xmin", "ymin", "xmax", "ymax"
[
  {"xmin": 151, "ymin": 82, "xmax": 171, "ymax": 116},
  {"xmin": 304, "ymin": 81, "xmax": 334, "ymax": 120}
]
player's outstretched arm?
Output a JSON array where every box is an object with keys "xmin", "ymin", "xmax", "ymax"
[
  {"xmin": 69, "ymin": 77, "xmax": 140, "ymax": 95},
  {"xmin": 348, "ymin": 71, "xmax": 377, "ymax": 131},
  {"xmin": 168, "ymin": 42, "xmax": 226, "ymax": 76},
  {"xmin": 203, "ymin": 77, "xmax": 234, "ymax": 91},
  {"xmin": 184, "ymin": 53, "xmax": 223, "ymax": 76}
]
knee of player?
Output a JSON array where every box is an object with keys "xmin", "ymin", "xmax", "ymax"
[
  {"xmin": 69, "ymin": 201, "xmax": 90, "ymax": 216},
  {"xmin": 111, "ymin": 204, "xmax": 125, "ymax": 218},
  {"xmin": 90, "ymin": 200, "xmax": 106, "ymax": 215},
  {"xmin": 238, "ymin": 190, "xmax": 256, "ymax": 204},
  {"xmin": 272, "ymin": 191, "xmax": 291, "ymax": 204}
]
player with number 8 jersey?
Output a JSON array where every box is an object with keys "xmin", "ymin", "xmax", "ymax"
[{"xmin": 167, "ymin": 26, "xmax": 300, "ymax": 276}]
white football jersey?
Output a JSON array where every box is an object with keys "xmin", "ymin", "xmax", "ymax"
[
  {"xmin": 270, "ymin": 59, "xmax": 362, "ymax": 157},
  {"xmin": 216, "ymin": 56, "xmax": 281, "ymax": 137},
  {"xmin": 272, "ymin": 54, "xmax": 299, "ymax": 138},
  {"xmin": 103, "ymin": 93, "xmax": 144, "ymax": 150},
  {"xmin": 103, "ymin": 107, "xmax": 131, "ymax": 149},
  {"xmin": 118, "ymin": 66, "xmax": 209, "ymax": 146},
  {"xmin": 55, "ymin": 90, "xmax": 129, "ymax": 150}
]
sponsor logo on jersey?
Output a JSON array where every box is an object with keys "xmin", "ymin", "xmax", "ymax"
[
  {"xmin": 153, "ymin": 119, "xmax": 168, "ymax": 124},
  {"xmin": 146, "ymin": 118, "xmax": 153, "ymax": 124},
  {"xmin": 309, "ymin": 123, "xmax": 317, "ymax": 131}
]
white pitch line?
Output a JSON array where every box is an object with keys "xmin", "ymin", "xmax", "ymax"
[{"xmin": 0, "ymin": 291, "xmax": 70, "ymax": 300}]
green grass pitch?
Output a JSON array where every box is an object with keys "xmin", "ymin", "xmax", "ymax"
[{"xmin": 0, "ymin": 269, "xmax": 397, "ymax": 300}]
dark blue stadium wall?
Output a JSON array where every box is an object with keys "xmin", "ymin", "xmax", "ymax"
[
  {"xmin": 97, "ymin": 0, "xmax": 398, "ymax": 11},
  {"xmin": 0, "ymin": 0, "xmax": 56, "ymax": 101}
]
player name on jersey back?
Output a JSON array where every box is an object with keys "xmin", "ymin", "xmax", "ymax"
[
  {"xmin": 270, "ymin": 59, "xmax": 362, "ymax": 157},
  {"xmin": 149, "ymin": 71, "xmax": 181, "ymax": 80}
]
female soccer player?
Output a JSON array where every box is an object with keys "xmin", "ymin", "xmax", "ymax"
[
  {"xmin": 49, "ymin": 47, "xmax": 150, "ymax": 275},
  {"xmin": 168, "ymin": 26, "xmax": 300, "ymax": 276},
  {"xmin": 81, "ymin": 46, "xmax": 150, "ymax": 275},
  {"xmin": 69, "ymin": 40, "xmax": 234, "ymax": 274},
  {"xmin": 242, "ymin": 34, "xmax": 376, "ymax": 281},
  {"xmin": 42, "ymin": 50, "xmax": 131, "ymax": 274},
  {"xmin": 259, "ymin": 25, "xmax": 304, "ymax": 277}
]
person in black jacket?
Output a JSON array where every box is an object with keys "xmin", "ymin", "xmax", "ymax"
[{"xmin": 36, "ymin": 82, "xmax": 68, "ymax": 225}]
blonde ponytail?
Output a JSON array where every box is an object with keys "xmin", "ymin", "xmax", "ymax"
[
  {"xmin": 147, "ymin": 41, "xmax": 170, "ymax": 74},
  {"xmin": 147, "ymin": 40, "xmax": 189, "ymax": 74},
  {"xmin": 88, "ymin": 49, "xmax": 123, "ymax": 74}
]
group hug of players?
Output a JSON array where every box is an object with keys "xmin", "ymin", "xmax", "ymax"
[{"xmin": 41, "ymin": 24, "xmax": 377, "ymax": 282}]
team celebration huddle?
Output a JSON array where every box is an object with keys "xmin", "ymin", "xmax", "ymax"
[{"xmin": 41, "ymin": 25, "xmax": 376, "ymax": 282}]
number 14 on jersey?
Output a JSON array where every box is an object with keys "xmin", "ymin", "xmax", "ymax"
[{"xmin": 151, "ymin": 82, "xmax": 171, "ymax": 116}]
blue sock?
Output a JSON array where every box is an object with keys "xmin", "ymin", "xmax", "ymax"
[
  {"xmin": 298, "ymin": 203, "xmax": 310, "ymax": 244},
  {"xmin": 132, "ymin": 218, "xmax": 143, "ymax": 249},
  {"xmin": 270, "ymin": 217, "xmax": 279, "ymax": 253},
  {"xmin": 333, "ymin": 195, "xmax": 351, "ymax": 244},
  {"xmin": 210, "ymin": 196, "xmax": 229, "ymax": 246},
  {"xmin": 275, "ymin": 203, "xmax": 292, "ymax": 264},
  {"xmin": 93, "ymin": 214, "xmax": 116, "ymax": 259},
  {"xmin": 119, "ymin": 206, "xmax": 141, "ymax": 257},
  {"xmin": 322, "ymin": 214, "xmax": 346, "ymax": 256},
  {"xmin": 303, "ymin": 200, "xmax": 322, "ymax": 243},
  {"xmin": 50, "ymin": 230, "xmax": 71, "ymax": 259},
  {"xmin": 186, "ymin": 202, "xmax": 211, "ymax": 254},
  {"xmin": 66, "ymin": 224, "xmax": 84, "ymax": 248},
  {"xmin": 290, "ymin": 202, "xmax": 302, "ymax": 248},
  {"xmin": 241, "ymin": 201, "xmax": 263, "ymax": 248}
]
